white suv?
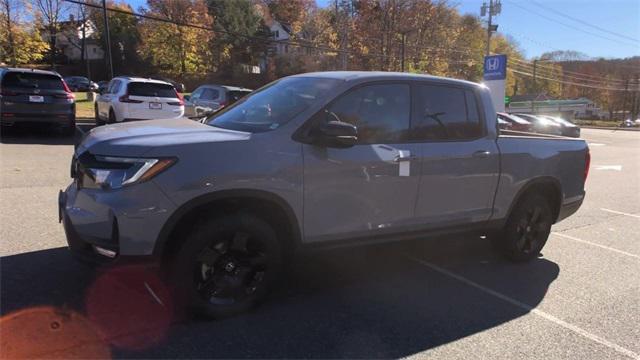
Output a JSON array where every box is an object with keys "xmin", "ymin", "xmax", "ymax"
[{"xmin": 95, "ymin": 77, "xmax": 184, "ymax": 124}]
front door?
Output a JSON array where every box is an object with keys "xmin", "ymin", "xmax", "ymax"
[{"xmin": 302, "ymin": 83, "xmax": 422, "ymax": 243}]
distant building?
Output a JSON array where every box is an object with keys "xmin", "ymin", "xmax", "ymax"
[
  {"xmin": 43, "ymin": 18, "xmax": 104, "ymax": 61},
  {"xmin": 507, "ymin": 97, "xmax": 599, "ymax": 119}
]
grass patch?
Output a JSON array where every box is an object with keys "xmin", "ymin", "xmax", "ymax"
[
  {"xmin": 73, "ymin": 92, "xmax": 95, "ymax": 119},
  {"xmin": 573, "ymin": 119, "xmax": 622, "ymax": 128}
]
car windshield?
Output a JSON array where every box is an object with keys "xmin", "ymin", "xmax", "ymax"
[
  {"xmin": 207, "ymin": 77, "xmax": 340, "ymax": 133},
  {"xmin": 2, "ymin": 72, "xmax": 64, "ymax": 90}
]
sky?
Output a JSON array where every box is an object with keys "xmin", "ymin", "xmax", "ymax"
[{"xmin": 125, "ymin": 0, "xmax": 640, "ymax": 60}]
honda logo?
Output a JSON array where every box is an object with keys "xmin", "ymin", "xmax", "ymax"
[{"xmin": 486, "ymin": 57, "xmax": 500, "ymax": 71}]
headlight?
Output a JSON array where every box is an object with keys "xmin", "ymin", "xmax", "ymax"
[{"xmin": 79, "ymin": 155, "xmax": 176, "ymax": 190}]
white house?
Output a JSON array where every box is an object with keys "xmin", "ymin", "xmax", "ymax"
[{"xmin": 50, "ymin": 19, "xmax": 104, "ymax": 61}]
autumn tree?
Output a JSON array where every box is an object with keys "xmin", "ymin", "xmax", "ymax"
[
  {"xmin": 0, "ymin": 0, "xmax": 49, "ymax": 66},
  {"xmin": 34, "ymin": 0, "xmax": 69, "ymax": 68},
  {"xmin": 139, "ymin": 0, "xmax": 213, "ymax": 76}
]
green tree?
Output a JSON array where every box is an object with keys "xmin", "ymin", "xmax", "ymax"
[{"xmin": 208, "ymin": 0, "xmax": 268, "ymax": 75}]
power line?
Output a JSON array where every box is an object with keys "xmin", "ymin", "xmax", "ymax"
[
  {"xmin": 530, "ymin": 0, "xmax": 639, "ymax": 44},
  {"xmin": 503, "ymin": 0, "xmax": 639, "ymax": 48},
  {"xmin": 509, "ymin": 62, "xmax": 619, "ymax": 86},
  {"xmin": 509, "ymin": 69, "xmax": 628, "ymax": 91},
  {"xmin": 65, "ymin": 0, "xmax": 480, "ymax": 66},
  {"xmin": 509, "ymin": 58, "xmax": 628, "ymax": 84}
]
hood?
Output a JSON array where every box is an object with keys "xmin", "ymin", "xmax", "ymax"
[{"xmin": 77, "ymin": 118, "xmax": 251, "ymax": 157}]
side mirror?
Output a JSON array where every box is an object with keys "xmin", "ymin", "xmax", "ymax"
[
  {"xmin": 313, "ymin": 118, "xmax": 358, "ymax": 148},
  {"xmin": 183, "ymin": 94, "xmax": 190, "ymax": 102}
]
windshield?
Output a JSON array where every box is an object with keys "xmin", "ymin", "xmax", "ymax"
[{"xmin": 207, "ymin": 77, "xmax": 341, "ymax": 133}]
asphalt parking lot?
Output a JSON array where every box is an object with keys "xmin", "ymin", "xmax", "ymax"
[{"xmin": 0, "ymin": 125, "xmax": 638, "ymax": 359}]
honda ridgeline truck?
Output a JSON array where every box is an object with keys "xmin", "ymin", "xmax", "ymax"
[{"xmin": 59, "ymin": 72, "xmax": 589, "ymax": 318}]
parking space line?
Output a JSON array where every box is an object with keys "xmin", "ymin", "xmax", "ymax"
[
  {"xmin": 601, "ymin": 208, "xmax": 640, "ymax": 219},
  {"xmin": 552, "ymin": 232, "xmax": 639, "ymax": 259},
  {"xmin": 404, "ymin": 254, "xmax": 640, "ymax": 359}
]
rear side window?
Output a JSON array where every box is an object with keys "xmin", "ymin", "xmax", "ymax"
[
  {"xmin": 328, "ymin": 83, "xmax": 411, "ymax": 144},
  {"xmin": 1, "ymin": 72, "xmax": 64, "ymax": 90},
  {"xmin": 127, "ymin": 82, "xmax": 176, "ymax": 97},
  {"xmin": 411, "ymin": 84, "xmax": 483, "ymax": 141},
  {"xmin": 200, "ymin": 88, "xmax": 220, "ymax": 100}
]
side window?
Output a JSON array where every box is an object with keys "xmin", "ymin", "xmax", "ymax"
[
  {"xmin": 327, "ymin": 83, "xmax": 410, "ymax": 144},
  {"xmin": 107, "ymin": 80, "xmax": 121, "ymax": 94},
  {"xmin": 201, "ymin": 88, "xmax": 220, "ymax": 101},
  {"xmin": 411, "ymin": 84, "xmax": 483, "ymax": 141},
  {"xmin": 190, "ymin": 88, "xmax": 203, "ymax": 101}
]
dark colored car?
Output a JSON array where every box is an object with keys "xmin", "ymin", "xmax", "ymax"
[
  {"xmin": 96, "ymin": 80, "xmax": 109, "ymax": 94},
  {"xmin": 184, "ymin": 85, "xmax": 253, "ymax": 117},
  {"xmin": 514, "ymin": 113, "xmax": 564, "ymax": 136},
  {"xmin": 64, "ymin": 76, "xmax": 97, "ymax": 92},
  {"xmin": 497, "ymin": 112, "xmax": 532, "ymax": 132},
  {"xmin": 150, "ymin": 76, "xmax": 185, "ymax": 93},
  {"xmin": 1, "ymin": 67, "xmax": 76, "ymax": 135},
  {"xmin": 540, "ymin": 115, "xmax": 581, "ymax": 138}
]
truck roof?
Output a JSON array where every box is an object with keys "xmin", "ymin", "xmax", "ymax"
[{"xmin": 292, "ymin": 71, "xmax": 482, "ymax": 88}]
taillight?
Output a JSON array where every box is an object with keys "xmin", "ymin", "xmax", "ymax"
[
  {"xmin": 168, "ymin": 91, "xmax": 184, "ymax": 106},
  {"xmin": 119, "ymin": 94, "xmax": 143, "ymax": 103},
  {"xmin": 61, "ymin": 80, "xmax": 75, "ymax": 100},
  {"xmin": 584, "ymin": 148, "xmax": 591, "ymax": 183}
]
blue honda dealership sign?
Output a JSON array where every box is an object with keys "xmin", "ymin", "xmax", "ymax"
[{"xmin": 483, "ymin": 54, "xmax": 507, "ymax": 81}]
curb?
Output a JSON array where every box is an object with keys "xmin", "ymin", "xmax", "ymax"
[{"xmin": 579, "ymin": 126, "xmax": 640, "ymax": 132}]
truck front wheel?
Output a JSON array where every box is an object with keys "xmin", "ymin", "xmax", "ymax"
[
  {"xmin": 495, "ymin": 194, "xmax": 553, "ymax": 262},
  {"xmin": 168, "ymin": 213, "xmax": 283, "ymax": 319}
]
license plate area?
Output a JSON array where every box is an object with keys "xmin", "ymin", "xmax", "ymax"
[
  {"xmin": 29, "ymin": 95, "xmax": 44, "ymax": 103},
  {"xmin": 149, "ymin": 102, "xmax": 162, "ymax": 109}
]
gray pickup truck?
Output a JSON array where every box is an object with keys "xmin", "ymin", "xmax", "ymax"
[{"xmin": 59, "ymin": 72, "xmax": 589, "ymax": 318}]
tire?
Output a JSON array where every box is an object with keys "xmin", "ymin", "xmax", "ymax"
[
  {"xmin": 168, "ymin": 213, "xmax": 283, "ymax": 319},
  {"xmin": 494, "ymin": 194, "xmax": 553, "ymax": 262},
  {"xmin": 95, "ymin": 104, "xmax": 104, "ymax": 126},
  {"xmin": 108, "ymin": 109, "xmax": 116, "ymax": 124}
]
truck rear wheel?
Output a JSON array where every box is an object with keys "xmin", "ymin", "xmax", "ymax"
[
  {"xmin": 168, "ymin": 213, "xmax": 283, "ymax": 319},
  {"xmin": 495, "ymin": 194, "xmax": 553, "ymax": 262}
]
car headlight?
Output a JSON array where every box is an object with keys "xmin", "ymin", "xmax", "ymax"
[{"xmin": 80, "ymin": 155, "xmax": 176, "ymax": 190}]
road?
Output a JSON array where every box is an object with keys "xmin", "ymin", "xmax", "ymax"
[{"xmin": 1, "ymin": 126, "xmax": 638, "ymax": 359}]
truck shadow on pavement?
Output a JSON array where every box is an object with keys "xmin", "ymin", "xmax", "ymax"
[
  {"xmin": 1, "ymin": 236, "xmax": 559, "ymax": 359},
  {"xmin": 0, "ymin": 123, "xmax": 95, "ymax": 146}
]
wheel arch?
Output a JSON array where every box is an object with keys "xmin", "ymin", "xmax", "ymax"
[
  {"xmin": 506, "ymin": 176, "xmax": 563, "ymax": 224},
  {"xmin": 153, "ymin": 189, "xmax": 302, "ymax": 263}
]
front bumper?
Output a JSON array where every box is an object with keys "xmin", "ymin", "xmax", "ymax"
[{"xmin": 58, "ymin": 180, "xmax": 177, "ymax": 264}]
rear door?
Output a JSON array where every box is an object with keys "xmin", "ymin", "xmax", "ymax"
[
  {"xmin": 97, "ymin": 79, "xmax": 120, "ymax": 117},
  {"xmin": 0, "ymin": 72, "xmax": 72, "ymax": 118},
  {"xmin": 126, "ymin": 82, "xmax": 182, "ymax": 120},
  {"xmin": 303, "ymin": 82, "xmax": 422, "ymax": 243},
  {"xmin": 411, "ymin": 83, "xmax": 500, "ymax": 228},
  {"xmin": 195, "ymin": 87, "xmax": 222, "ymax": 111}
]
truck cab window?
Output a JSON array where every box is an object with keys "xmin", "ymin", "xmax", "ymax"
[
  {"xmin": 411, "ymin": 85, "xmax": 482, "ymax": 141},
  {"xmin": 328, "ymin": 83, "xmax": 410, "ymax": 144}
]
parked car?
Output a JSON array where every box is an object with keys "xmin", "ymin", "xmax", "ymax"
[
  {"xmin": 539, "ymin": 115, "xmax": 581, "ymax": 138},
  {"xmin": 96, "ymin": 80, "xmax": 109, "ymax": 94},
  {"xmin": 621, "ymin": 119, "xmax": 639, "ymax": 127},
  {"xmin": 497, "ymin": 112, "xmax": 532, "ymax": 132},
  {"xmin": 150, "ymin": 76, "xmax": 185, "ymax": 93},
  {"xmin": 64, "ymin": 76, "xmax": 97, "ymax": 92},
  {"xmin": 514, "ymin": 113, "xmax": 564, "ymax": 136},
  {"xmin": 184, "ymin": 85, "xmax": 252, "ymax": 117},
  {"xmin": 60, "ymin": 72, "xmax": 589, "ymax": 319},
  {"xmin": 1, "ymin": 67, "xmax": 76, "ymax": 135},
  {"xmin": 497, "ymin": 117, "xmax": 511, "ymax": 130},
  {"xmin": 94, "ymin": 77, "xmax": 184, "ymax": 125}
]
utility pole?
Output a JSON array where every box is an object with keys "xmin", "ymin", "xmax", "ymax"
[
  {"xmin": 102, "ymin": 0, "xmax": 114, "ymax": 79},
  {"xmin": 481, "ymin": 0, "xmax": 501, "ymax": 56},
  {"xmin": 533, "ymin": 59, "xmax": 538, "ymax": 93}
]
